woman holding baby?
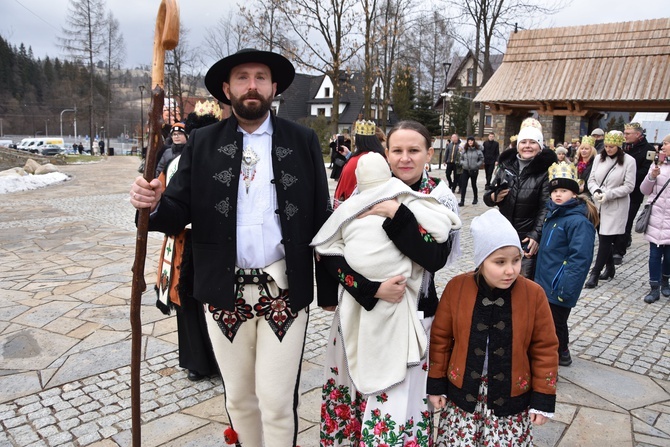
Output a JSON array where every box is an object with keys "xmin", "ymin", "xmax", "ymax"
[{"xmin": 312, "ymin": 120, "xmax": 461, "ymax": 446}]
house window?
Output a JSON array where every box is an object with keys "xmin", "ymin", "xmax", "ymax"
[
  {"xmin": 317, "ymin": 108, "xmax": 326, "ymax": 116},
  {"xmin": 325, "ymin": 87, "xmax": 330, "ymax": 97},
  {"xmin": 485, "ymin": 115, "xmax": 492, "ymax": 127},
  {"xmin": 466, "ymin": 68, "xmax": 474, "ymax": 86}
]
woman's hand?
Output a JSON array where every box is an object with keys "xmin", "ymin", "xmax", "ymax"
[
  {"xmin": 650, "ymin": 165, "xmax": 661, "ymax": 180},
  {"xmin": 358, "ymin": 199, "xmax": 401, "ymax": 219},
  {"xmin": 375, "ymin": 275, "xmax": 406, "ymax": 303},
  {"xmin": 492, "ymin": 188, "xmax": 509, "ymax": 203},
  {"xmin": 428, "ymin": 395, "xmax": 446, "ymax": 410},
  {"xmin": 522, "ymin": 237, "xmax": 538, "ymax": 257},
  {"xmin": 530, "ymin": 413, "xmax": 548, "ymax": 425},
  {"xmin": 321, "ymin": 305, "xmax": 337, "ymax": 312}
]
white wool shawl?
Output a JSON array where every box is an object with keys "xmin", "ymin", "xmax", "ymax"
[{"xmin": 311, "ymin": 178, "xmax": 461, "ymax": 394}]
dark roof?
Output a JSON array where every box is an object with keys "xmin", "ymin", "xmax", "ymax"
[
  {"xmin": 276, "ymin": 73, "xmax": 322, "ymax": 121},
  {"xmin": 276, "ymin": 70, "xmax": 396, "ymax": 128},
  {"xmin": 338, "ymin": 71, "xmax": 367, "ymax": 126}
]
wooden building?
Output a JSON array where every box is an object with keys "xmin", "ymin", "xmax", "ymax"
[{"xmin": 474, "ymin": 18, "xmax": 670, "ymax": 146}]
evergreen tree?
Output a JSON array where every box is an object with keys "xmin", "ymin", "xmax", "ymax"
[
  {"xmin": 408, "ymin": 90, "xmax": 440, "ymax": 135},
  {"xmin": 391, "ymin": 65, "xmax": 415, "ymax": 121}
]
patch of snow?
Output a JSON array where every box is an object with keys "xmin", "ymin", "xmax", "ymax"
[{"xmin": 0, "ymin": 172, "xmax": 70, "ymax": 194}]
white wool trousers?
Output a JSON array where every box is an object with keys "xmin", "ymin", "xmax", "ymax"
[{"xmin": 204, "ymin": 279, "xmax": 308, "ymax": 447}]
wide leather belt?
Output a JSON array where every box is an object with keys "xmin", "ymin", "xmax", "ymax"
[{"xmin": 235, "ymin": 269, "xmax": 273, "ymax": 285}]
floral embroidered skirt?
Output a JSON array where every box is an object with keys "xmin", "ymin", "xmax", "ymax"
[
  {"xmin": 434, "ymin": 378, "xmax": 533, "ymax": 447},
  {"xmin": 320, "ymin": 315, "xmax": 434, "ymax": 446}
]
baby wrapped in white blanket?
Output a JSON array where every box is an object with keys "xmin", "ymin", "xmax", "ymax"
[{"xmin": 311, "ymin": 152, "xmax": 461, "ymax": 394}]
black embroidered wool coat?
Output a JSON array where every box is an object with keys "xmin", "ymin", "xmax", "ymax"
[{"xmin": 149, "ymin": 113, "xmax": 338, "ymax": 312}]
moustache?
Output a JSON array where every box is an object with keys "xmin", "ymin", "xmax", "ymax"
[{"xmin": 241, "ymin": 92, "xmax": 263, "ymax": 101}]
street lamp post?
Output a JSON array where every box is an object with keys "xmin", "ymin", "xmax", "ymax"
[
  {"xmin": 60, "ymin": 107, "xmax": 77, "ymax": 140},
  {"xmin": 438, "ymin": 62, "xmax": 452, "ymax": 170},
  {"xmin": 139, "ymin": 85, "xmax": 145, "ymax": 151}
]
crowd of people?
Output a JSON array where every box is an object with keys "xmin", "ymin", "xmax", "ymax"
[{"xmin": 128, "ymin": 49, "xmax": 669, "ymax": 446}]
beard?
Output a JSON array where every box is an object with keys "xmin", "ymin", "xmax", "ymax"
[{"xmin": 229, "ymin": 90, "xmax": 273, "ymax": 121}]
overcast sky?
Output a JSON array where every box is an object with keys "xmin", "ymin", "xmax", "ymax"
[{"xmin": 3, "ymin": 0, "xmax": 668, "ymax": 71}]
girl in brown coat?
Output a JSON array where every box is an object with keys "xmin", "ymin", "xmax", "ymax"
[{"xmin": 428, "ymin": 209, "xmax": 558, "ymax": 446}]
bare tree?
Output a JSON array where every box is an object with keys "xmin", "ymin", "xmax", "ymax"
[
  {"xmin": 239, "ymin": 0, "xmax": 293, "ymax": 52},
  {"xmin": 268, "ymin": 0, "xmax": 362, "ymax": 134},
  {"xmin": 404, "ymin": 7, "xmax": 453, "ymax": 101},
  {"xmin": 203, "ymin": 11, "xmax": 251, "ymax": 61},
  {"xmin": 103, "ymin": 11, "xmax": 125, "ymax": 149},
  {"xmin": 360, "ymin": 0, "xmax": 379, "ymax": 120},
  {"xmin": 446, "ymin": 0, "xmax": 570, "ymax": 136},
  {"xmin": 166, "ymin": 25, "xmax": 202, "ymax": 124},
  {"xmin": 375, "ymin": 0, "xmax": 415, "ymax": 131},
  {"xmin": 58, "ymin": 0, "xmax": 106, "ymax": 152}
]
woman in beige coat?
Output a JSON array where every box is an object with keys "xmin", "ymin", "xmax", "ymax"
[{"xmin": 585, "ymin": 131, "xmax": 636, "ymax": 288}]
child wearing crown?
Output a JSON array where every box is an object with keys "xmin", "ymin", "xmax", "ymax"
[{"xmin": 534, "ymin": 162, "xmax": 598, "ymax": 367}]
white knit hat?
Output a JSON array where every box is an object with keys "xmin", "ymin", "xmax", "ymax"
[
  {"xmin": 355, "ymin": 152, "xmax": 391, "ymax": 192},
  {"xmin": 470, "ymin": 209, "xmax": 522, "ymax": 267},
  {"xmin": 517, "ymin": 117, "xmax": 544, "ymax": 148}
]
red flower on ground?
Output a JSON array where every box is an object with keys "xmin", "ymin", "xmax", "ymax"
[{"xmin": 223, "ymin": 427, "xmax": 238, "ymax": 444}]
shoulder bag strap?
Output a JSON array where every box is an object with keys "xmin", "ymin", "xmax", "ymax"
[
  {"xmin": 648, "ymin": 176, "xmax": 670, "ymax": 207},
  {"xmin": 599, "ymin": 162, "xmax": 618, "ymax": 188}
]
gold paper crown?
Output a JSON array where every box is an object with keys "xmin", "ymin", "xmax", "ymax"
[
  {"xmin": 548, "ymin": 161, "xmax": 578, "ymax": 182},
  {"xmin": 624, "ymin": 122, "xmax": 644, "ymax": 131},
  {"xmin": 581, "ymin": 135, "xmax": 595, "ymax": 147},
  {"xmin": 510, "ymin": 135, "xmax": 518, "ymax": 142},
  {"xmin": 520, "ymin": 117, "xmax": 542, "ymax": 131},
  {"xmin": 193, "ymin": 100, "xmax": 223, "ymax": 120},
  {"xmin": 356, "ymin": 120, "xmax": 377, "ymax": 136},
  {"xmin": 604, "ymin": 130, "xmax": 625, "ymax": 147}
]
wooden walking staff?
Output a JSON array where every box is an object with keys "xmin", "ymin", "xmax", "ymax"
[{"xmin": 129, "ymin": 1, "xmax": 179, "ymax": 445}]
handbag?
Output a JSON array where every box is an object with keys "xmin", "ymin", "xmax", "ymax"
[
  {"xmin": 635, "ymin": 176, "xmax": 670, "ymax": 234},
  {"xmin": 634, "ymin": 205, "xmax": 652, "ymax": 234},
  {"xmin": 333, "ymin": 157, "xmax": 346, "ymax": 168}
]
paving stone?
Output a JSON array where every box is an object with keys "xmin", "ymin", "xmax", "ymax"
[
  {"xmin": 8, "ymin": 424, "xmax": 42, "ymax": 445},
  {"xmin": 33, "ymin": 414, "xmax": 57, "ymax": 428},
  {"xmin": 4, "ymin": 414, "xmax": 28, "ymax": 428},
  {"xmin": 113, "ymin": 413, "xmax": 208, "ymax": 447},
  {"xmin": 559, "ymin": 407, "xmax": 631, "ymax": 446},
  {"xmin": 560, "ymin": 358, "xmax": 669, "ymax": 410},
  {"xmin": 47, "ymin": 430, "xmax": 73, "ymax": 445},
  {"xmin": 0, "ymin": 372, "xmax": 42, "ymax": 404},
  {"xmin": 76, "ymin": 430, "xmax": 103, "ymax": 446}
]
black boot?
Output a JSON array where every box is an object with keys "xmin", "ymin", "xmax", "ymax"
[
  {"xmin": 559, "ymin": 349, "xmax": 572, "ymax": 366},
  {"xmin": 644, "ymin": 282, "xmax": 661, "ymax": 304},
  {"xmin": 584, "ymin": 270, "xmax": 599, "ymax": 289},
  {"xmin": 662, "ymin": 275, "xmax": 670, "ymax": 297},
  {"xmin": 599, "ymin": 262, "xmax": 615, "ymax": 280}
]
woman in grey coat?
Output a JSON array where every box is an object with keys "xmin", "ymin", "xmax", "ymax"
[
  {"xmin": 458, "ymin": 136, "xmax": 484, "ymax": 206},
  {"xmin": 585, "ymin": 131, "xmax": 636, "ymax": 288}
]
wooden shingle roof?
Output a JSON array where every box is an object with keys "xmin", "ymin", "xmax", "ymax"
[{"xmin": 475, "ymin": 18, "xmax": 670, "ymax": 113}]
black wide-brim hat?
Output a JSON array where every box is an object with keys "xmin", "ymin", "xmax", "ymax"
[{"xmin": 204, "ymin": 48, "xmax": 296, "ymax": 105}]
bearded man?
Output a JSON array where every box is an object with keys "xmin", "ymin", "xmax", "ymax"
[{"xmin": 130, "ymin": 49, "xmax": 337, "ymax": 446}]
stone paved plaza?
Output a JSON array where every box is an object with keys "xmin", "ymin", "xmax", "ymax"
[{"xmin": 2, "ymin": 155, "xmax": 670, "ymax": 446}]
